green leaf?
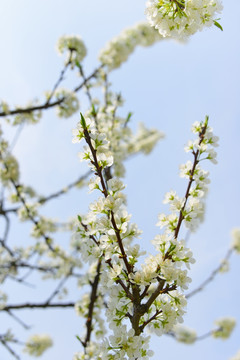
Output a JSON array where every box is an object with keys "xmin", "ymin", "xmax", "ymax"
[
  {"xmin": 124, "ymin": 112, "xmax": 133, "ymax": 127},
  {"xmin": 204, "ymin": 115, "xmax": 209, "ymax": 127},
  {"xmin": 91, "ymin": 104, "xmax": 97, "ymax": 116},
  {"xmin": 80, "ymin": 113, "xmax": 87, "ymax": 129},
  {"xmin": 75, "ymin": 60, "xmax": 81, "ymax": 69},
  {"xmin": 75, "ymin": 335, "xmax": 82, "ymax": 343},
  {"xmin": 213, "ymin": 20, "xmax": 223, "ymax": 31}
]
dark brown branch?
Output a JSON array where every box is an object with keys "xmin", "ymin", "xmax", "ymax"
[
  {"xmin": 0, "ymin": 99, "xmax": 63, "ymax": 117},
  {"xmin": 72, "ymin": 65, "xmax": 103, "ymax": 93},
  {"xmin": 2, "ymin": 302, "xmax": 75, "ymax": 311},
  {"xmin": 82, "ymin": 259, "xmax": 102, "ymax": 348},
  {"xmin": 140, "ymin": 285, "xmax": 150, "ymax": 300},
  {"xmin": 105, "ymin": 259, "xmax": 133, "ymax": 300},
  {"xmin": 144, "ymin": 279, "xmax": 165, "ymax": 309},
  {"xmin": 139, "ymin": 309, "xmax": 162, "ymax": 333}
]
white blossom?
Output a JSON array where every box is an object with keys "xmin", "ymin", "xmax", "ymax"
[
  {"xmin": 212, "ymin": 317, "xmax": 236, "ymax": 339},
  {"xmin": 57, "ymin": 35, "xmax": 87, "ymax": 65},
  {"xmin": 99, "ymin": 22, "xmax": 163, "ymax": 70},
  {"xmin": 55, "ymin": 89, "xmax": 79, "ymax": 118},
  {"xmin": 231, "ymin": 228, "xmax": 240, "ymax": 254},
  {"xmin": 23, "ymin": 334, "xmax": 53, "ymax": 357},
  {"xmin": 145, "ymin": 0, "xmax": 223, "ymax": 40},
  {"xmin": 173, "ymin": 324, "xmax": 197, "ymax": 344}
]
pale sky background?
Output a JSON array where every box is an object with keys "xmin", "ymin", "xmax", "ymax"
[{"xmin": 0, "ymin": 0, "xmax": 240, "ymax": 359}]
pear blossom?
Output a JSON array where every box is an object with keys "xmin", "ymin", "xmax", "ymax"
[
  {"xmin": 55, "ymin": 89, "xmax": 79, "ymax": 118},
  {"xmin": 231, "ymin": 228, "xmax": 240, "ymax": 254},
  {"xmin": 23, "ymin": 334, "xmax": 53, "ymax": 357},
  {"xmin": 0, "ymin": 291, "xmax": 8, "ymax": 310},
  {"xmin": 13, "ymin": 101, "xmax": 42, "ymax": 125},
  {"xmin": 145, "ymin": 0, "xmax": 223, "ymax": 40},
  {"xmin": 0, "ymin": 154, "xmax": 19, "ymax": 185},
  {"xmin": 57, "ymin": 35, "xmax": 87, "ymax": 65},
  {"xmin": 173, "ymin": 324, "xmax": 197, "ymax": 344},
  {"xmin": 213, "ymin": 317, "xmax": 236, "ymax": 339},
  {"xmin": 99, "ymin": 22, "xmax": 164, "ymax": 70},
  {"xmin": 71, "ymin": 114, "xmax": 219, "ymax": 358}
]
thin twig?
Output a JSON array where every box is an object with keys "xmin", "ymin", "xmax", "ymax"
[
  {"xmin": 38, "ymin": 170, "xmax": 91, "ymax": 204},
  {"xmin": 3, "ymin": 302, "xmax": 75, "ymax": 311},
  {"xmin": 7, "ymin": 310, "xmax": 31, "ymax": 330},
  {"xmin": 0, "ymin": 66, "xmax": 102, "ymax": 118},
  {"xmin": 82, "ymin": 260, "xmax": 102, "ymax": 348},
  {"xmin": 45, "ymin": 275, "xmax": 70, "ymax": 304},
  {"xmin": 45, "ymin": 53, "xmax": 73, "ymax": 105},
  {"xmin": 186, "ymin": 248, "xmax": 233, "ymax": 299},
  {"xmin": 0, "ymin": 340, "xmax": 21, "ymax": 360}
]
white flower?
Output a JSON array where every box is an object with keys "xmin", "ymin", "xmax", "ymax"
[
  {"xmin": 99, "ymin": 22, "xmax": 164, "ymax": 70},
  {"xmin": 107, "ymin": 178, "xmax": 125, "ymax": 193},
  {"xmin": 206, "ymin": 147, "xmax": 218, "ymax": 163},
  {"xmin": 213, "ymin": 317, "xmax": 236, "ymax": 339},
  {"xmin": 56, "ymin": 35, "xmax": 87, "ymax": 64},
  {"xmin": 23, "ymin": 334, "xmax": 53, "ymax": 357},
  {"xmin": 231, "ymin": 228, "xmax": 240, "ymax": 253},
  {"xmin": 72, "ymin": 117, "xmax": 96, "ymax": 143},
  {"xmin": 88, "ymin": 176, "xmax": 101, "ymax": 193},
  {"xmin": 0, "ymin": 154, "xmax": 19, "ymax": 185},
  {"xmin": 127, "ymin": 122, "xmax": 164, "ymax": 155},
  {"xmin": 145, "ymin": 0, "xmax": 223, "ymax": 40},
  {"xmin": 219, "ymin": 259, "xmax": 229, "ymax": 273},
  {"xmin": 55, "ymin": 89, "xmax": 79, "ymax": 118},
  {"xmin": 13, "ymin": 101, "xmax": 42, "ymax": 125},
  {"xmin": 173, "ymin": 324, "xmax": 197, "ymax": 344},
  {"xmin": 0, "ymin": 291, "xmax": 7, "ymax": 310}
]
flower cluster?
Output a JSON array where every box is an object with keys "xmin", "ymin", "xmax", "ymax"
[
  {"xmin": 57, "ymin": 35, "xmax": 87, "ymax": 65},
  {"xmin": 54, "ymin": 88, "xmax": 79, "ymax": 118},
  {"xmin": 99, "ymin": 21, "xmax": 163, "ymax": 70},
  {"xmin": 231, "ymin": 228, "xmax": 240, "ymax": 254},
  {"xmin": 71, "ymin": 114, "xmax": 218, "ymax": 358},
  {"xmin": 23, "ymin": 334, "xmax": 53, "ymax": 357},
  {"xmin": 0, "ymin": 100, "xmax": 10, "ymax": 114},
  {"xmin": 0, "ymin": 153, "xmax": 19, "ymax": 186},
  {"xmin": 145, "ymin": 0, "xmax": 223, "ymax": 40},
  {"xmin": 212, "ymin": 317, "xmax": 236, "ymax": 339},
  {"xmin": 0, "ymin": 291, "xmax": 8, "ymax": 310},
  {"xmin": 0, "ymin": 133, "xmax": 20, "ymax": 187},
  {"xmin": 173, "ymin": 324, "xmax": 197, "ymax": 344},
  {"xmin": 13, "ymin": 101, "xmax": 42, "ymax": 125},
  {"xmin": 81, "ymin": 97, "xmax": 164, "ymax": 177},
  {"xmin": 127, "ymin": 122, "xmax": 164, "ymax": 155},
  {"xmin": 158, "ymin": 117, "xmax": 218, "ymax": 233}
]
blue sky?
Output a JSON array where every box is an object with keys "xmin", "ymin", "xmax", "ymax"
[{"xmin": 0, "ymin": 1, "xmax": 240, "ymax": 359}]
